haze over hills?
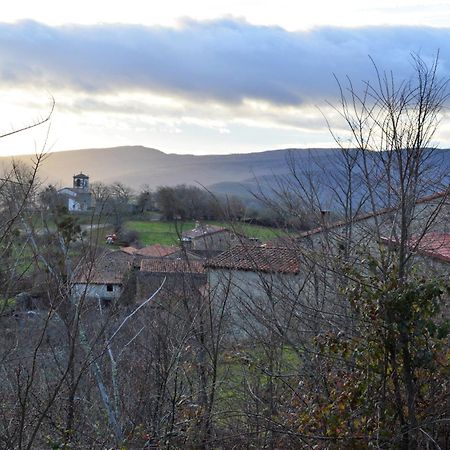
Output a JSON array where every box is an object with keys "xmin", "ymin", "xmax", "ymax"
[
  {"xmin": 0, "ymin": 146, "xmax": 338, "ymax": 190},
  {"xmin": 1, "ymin": 146, "xmax": 448, "ymax": 202}
]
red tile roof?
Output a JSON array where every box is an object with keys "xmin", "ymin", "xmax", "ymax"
[
  {"xmin": 383, "ymin": 231, "xmax": 450, "ymax": 263},
  {"xmin": 138, "ymin": 244, "xmax": 179, "ymax": 257},
  {"xmin": 206, "ymin": 245, "xmax": 301, "ymax": 274},
  {"xmin": 120, "ymin": 246, "xmax": 138, "ymax": 255},
  {"xmin": 382, "ymin": 232, "xmax": 450, "ymax": 264},
  {"xmin": 138, "ymin": 245, "xmax": 175, "ymax": 257},
  {"xmin": 121, "ymin": 244, "xmax": 180, "ymax": 257},
  {"xmin": 140, "ymin": 258, "xmax": 205, "ymax": 274},
  {"xmin": 415, "ymin": 232, "xmax": 450, "ymax": 263}
]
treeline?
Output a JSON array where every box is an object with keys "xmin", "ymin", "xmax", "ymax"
[
  {"xmin": 150, "ymin": 185, "xmax": 246, "ymax": 221},
  {"xmin": 39, "ymin": 181, "xmax": 316, "ymax": 230}
]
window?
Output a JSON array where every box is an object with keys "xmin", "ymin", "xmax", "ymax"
[
  {"xmin": 101, "ymin": 298, "xmax": 112, "ymax": 308},
  {"xmin": 106, "ymin": 284, "xmax": 113, "ymax": 292}
]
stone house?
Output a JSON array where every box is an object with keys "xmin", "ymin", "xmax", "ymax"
[
  {"xmin": 210, "ymin": 189, "xmax": 449, "ymax": 340},
  {"xmin": 136, "ymin": 258, "xmax": 206, "ymax": 303},
  {"xmin": 266, "ymin": 189, "xmax": 449, "ymax": 268},
  {"xmin": 288, "ymin": 190, "xmax": 449, "ymax": 320},
  {"xmin": 121, "ymin": 244, "xmax": 202, "ymax": 267},
  {"xmin": 180, "ymin": 222, "xmax": 251, "ymax": 257},
  {"xmin": 299, "ymin": 189, "xmax": 449, "ymax": 246},
  {"xmin": 381, "ymin": 231, "xmax": 450, "ymax": 267},
  {"xmin": 380, "ymin": 231, "xmax": 450, "ymax": 318},
  {"xmin": 73, "ymin": 244, "xmax": 205, "ymax": 306},
  {"xmin": 205, "ymin": 245, "xmax": 311, "ymax": 341},
  {"xmin": 72, "ymin": 250, "xmax": 134, "ymax": 304}
]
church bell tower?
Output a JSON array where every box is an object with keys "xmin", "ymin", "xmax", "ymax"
[{"xmin": 73, "ymin": 173, "xmax": 89, "ymax": 191}]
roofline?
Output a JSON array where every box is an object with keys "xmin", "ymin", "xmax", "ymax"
[
  {"xmin": 140, "ymin": 269, "xmax": 205, "ymax": 274},
  {"xmin": 415, "ymin": 250, "xmax": 450, "ymax": 263},
  {"xmin": 182, "ymin": 227, "xmax": 251, "ymax": 241},
  {"xmin": 380, "ymin": 235, "xmax": 450, "ymax": 264},
  {"xmin": 206, "ymin": 264, "xmax": 301, "ymax": 275},
  {"xmin": 182, "ymin": 227, "xmax": 228, "ymax": 240},
  {"xmin": 205, "ymin": 245, "xmax": 301, "ymax": 275},
  {"xmin": 299, "ymin": 187, "xmax": 449, "ymax": 239},
  {"xmin": 140, "ymin": 259, "xmax": 205, "ymax": 274}
]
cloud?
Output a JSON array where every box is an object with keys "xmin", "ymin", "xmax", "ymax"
[{"xmin": 0, "ymin": 19, "xmax": 449, "ymax": 107}]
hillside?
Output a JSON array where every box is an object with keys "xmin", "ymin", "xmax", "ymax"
[
  {"xmin": 0, "ymin": 146, "xmax": 337, "ymax": 190},
  {"xmin": 1, "ymin": 147, "xmax": 448, "ymax": 201}
]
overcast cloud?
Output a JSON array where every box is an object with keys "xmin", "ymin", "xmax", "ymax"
[
  {"xmin": 1, "ymin": 20, "xmax": 449, "ymax": 106},
  {"xmin": 2, "ymin": 19, "xmax": 450, "ymax": 155}
]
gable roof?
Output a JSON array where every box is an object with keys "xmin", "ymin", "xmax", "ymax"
[
  {"xmin": 73, "ymin": 173, "xmax": 89, "ymax": 179},
  {"xmin": 182, "ymin": 224, "xmax": 227, "ymax": 240},
  {"xmin": 266, "ymin": 188, "xmax": 449, "ymax": 247},
  {"xmin": 206, "ymin": 245, "xmax": 301, "ymax": 275},
  {"xmin": 414, "ymin": 232, "xmax": 450, "ymax": 263},
  {"xmin": 73, "ymin": 250, "xmax": 134, "ymax": 284},
  {"xmin": 120, "ymin": 246, "xmax": 138, "ymax": 255},
  {"xmin": 301, "ymin": 188, "xmax": 449, "ymax": 239},
  {"xmin": 121, "ymin": 244, "xmax": 180, "ymax": 258},
  {"xmin": 140, "ymin": 258, "xmax": 205, "ymax": 274},
  {"xmin": 381, "ymin": 232, "xmax": 450, "ymax": 264}
]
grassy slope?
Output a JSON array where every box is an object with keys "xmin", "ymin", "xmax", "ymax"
[{"xmin": 124, "ymin": 220, "xmax": 287, "ymax": 246}]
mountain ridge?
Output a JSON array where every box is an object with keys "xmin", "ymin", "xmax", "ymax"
[
  {"xmin": 1, "ymin": 146, "xmax": 448, "ymax": 194},
  {"xmin": 0, "ymin": 145, "xmax": 337, "ymax": 189}
]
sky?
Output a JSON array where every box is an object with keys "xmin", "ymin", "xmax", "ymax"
[{"xmin": 1, "ymin": 1, "xmax": 450, "ymax": 156}]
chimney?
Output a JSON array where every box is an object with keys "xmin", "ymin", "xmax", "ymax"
[{"xmin": 320, "ymin": 209, "xmax": 330, "ymax": 227}]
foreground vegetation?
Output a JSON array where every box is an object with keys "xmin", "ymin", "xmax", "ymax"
[{"xmin": 0, "ymin": 55, "xmax": 448, "ymax": 449}]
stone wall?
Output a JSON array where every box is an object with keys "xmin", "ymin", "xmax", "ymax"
[
  {"xmin": 136, "ymin": 271, "xmax": 206, "ymax": 303},
  {"xmin": 72, "ymin": 282, "xmax": 122, "ymax": 301}
]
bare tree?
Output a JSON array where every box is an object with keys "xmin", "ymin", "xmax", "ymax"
[{"xmin": 215, "ymin": 54, "xmax": 450, "ymax": 449}]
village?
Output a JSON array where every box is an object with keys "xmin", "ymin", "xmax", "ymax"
[
  {"xmin": 0, "ymin": 152, "xmax": 448, "ymax": 449},
  {"xmin": 51, "ymin": 172, "xmax": 450, "ymax": 315},
  {"xmin": 0, "ymin": 20, "xmax": 449, "ymax": 444}
]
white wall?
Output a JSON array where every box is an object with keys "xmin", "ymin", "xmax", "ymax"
[{"xmin": 72, "ymin": 283, "xmax": 122, "ymax": 300}]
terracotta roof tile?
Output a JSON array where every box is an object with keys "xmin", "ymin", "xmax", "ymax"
[
  {"xmin": 120, "ymin": 246, "xmax": 138, "ymax": 255},
  {"xmin": 140, "ymin": 258, "xmax": 205, "ymax": 274},
  {"xmin": 121, "ymin": 244, "xmax": 180, "ymax": 257},
  {"xmin": 415, "ymin": 232, "xmax": 450, "ymax": 262},
  {"xmin": 382, "ymin": 232, "xmax": 450, "ymax": 263},
  {"xmin": 138, "ymin": 244, "xmax": 179, "ymax": 257},
  {"xmin": 206, "ymin": 245, "xmax": 301, "ymax": 274}
]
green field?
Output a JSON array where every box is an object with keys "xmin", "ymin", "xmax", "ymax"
[{"xmin": 123, "ymin": 220, "xmax": 288, "ymax": 246}]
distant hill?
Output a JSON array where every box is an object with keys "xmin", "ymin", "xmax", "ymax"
[
  {"xmin": 0, "ymin": 145, "xmax": 338, "ymax": 190},
  {"xmin": 1, "ymin": 147, "xmax": 448, "ymax": 204}
]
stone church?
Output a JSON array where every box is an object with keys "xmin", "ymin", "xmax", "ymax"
[{"xmin": 58, "ymin": 173, "xmax": 92, "ymax": 212}]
